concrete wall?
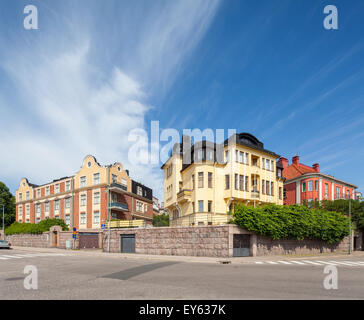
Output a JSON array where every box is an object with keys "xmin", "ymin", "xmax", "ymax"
[{"xmin": 6, "ymin": 232, "xmax": 50, "ymax": 248}]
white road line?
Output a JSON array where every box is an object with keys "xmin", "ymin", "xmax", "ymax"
[
  {"xmin": 316, "ymin": 261, "xmax": 339, "ymax": 266},
  {"xmin": 267, "ymin": 261, "xmax": 279, "ymax": 264},
  {"xmin": 329, "ymin": 261, "xmax": 357, "ymax": 266},
  {"xmin": 277, "ymin": 261, "xmax": 293, "ymax": 265},
  {"xmin": 289, "ymin": 261, "xmax": 307, "ymax": 265},
  {"xmin": 302, "ymin": 260, "xmax": 324, "ymax": 266},
  {"xmin": 347, "ymin": 261, "xmax": 364, "ymax": 265},
  {"xmin": 0, "ymin": 256, "xmax": 10, "ymax": 260},
  {"xmin": 343, "ymin": 261, "xmax": 364, "ymax": 266},
  {"xmin": 12, "ymin": 254, "xmax": 34, "ymax": 258},
  {"xmin": 255, "ymin": 262, "xmax": 264, "ymax": 264},
  {"xmin": 1, "ymin": 255, "xmax": 23, "ymax": 259}
]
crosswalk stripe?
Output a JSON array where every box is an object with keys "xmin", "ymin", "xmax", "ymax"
[
  {"xmin": 302, "ymin": 260, "xmax": 324, "ymax": 265},
  {"xmin": 277, "ymin": 261, "xmax": 293, "ymax": 265},
  {"xmin": 0, "ymin": 256, "xmax": 10, "ymax": 260},
  {"xmin": 267, "ymin": 261, "xmax": 279, "ymax": 264},
  {"xmin": 289, "ymin": 261, "xmax": 307, "ymax": 265},
  {"xmin": 1, "ymin": 255, "xmax": 23, "ymax": 259},
  {"xmin": 316, "ymin": 261, "xmax": 338, "ymax": 266},
  {"xmin": 255, "ymin": 261, "xmax": 264, "ymax": 264},
  {"xmin": 329, "ymin": 261, "xmax": 357, "ymax": 266},
  {"xmin": 342, "ymin": 261, "xmax": 364, "ymax": 266}
]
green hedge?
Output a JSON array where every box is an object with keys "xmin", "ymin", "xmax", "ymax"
[
  {"xmin": 232, "ymin": 204, "xmax": 350, "ymax": 244},
  {"xmin": 5, "ymin": 218, "xmax": 69, "ymax": 235}
]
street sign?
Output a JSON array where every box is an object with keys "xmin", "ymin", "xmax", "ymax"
[
  {"xmin": 73, "ymin": 227, "xmax": 77, "ymax": 232},
  {"xmin": 101, "ymin": 224, "xmax": 105, "ymax": 230},
  {"xmin": 72, "ymin": 234, "xmax": 76, "ymax": 239}
]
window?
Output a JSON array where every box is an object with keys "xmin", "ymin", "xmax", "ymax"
[
  {"xmin": 167, "ymin": 164, "xmax": 173, "ymax": 178},
  {"xmin": 262, "ymin": 158, "xmax": 265, "ymax": 169},
  {"xmin": 206, "ymin": 149, "xmax": 214, "ymax": 161},
  {"xmin": 26, "ymin": 191, "xmax": 30, "ymax": 200},
  {"xmin": 19, "ymin": 193, "xmax": 22, "ymax": 201},
  {"xmin": 266, "ymin": 180, "xmax": 270, "ymax": 195},
  {"xmin": 208, "ymin": 201, "xmax": 212, "ymax": 212},
  {"xmin": 325, "ymin": 183, "xmax": 329, "ymax": 198},
  {"xmin": 262, "ymin": 180, "xmax": 265, "ymax": 195},
  {"xmin": 225, "ymin": 150, "xmax": 230, "ymax": 162},
  {"xmin": 80, "ymin": 213, "xmax": 86, "ymax": 225},
  {"xmin": 245, "ymin": 176, "xmax": 249, "ymax": 191},
  {"xmin": 80, "ymin": 176, "xmax": 86, "ymax": 188},
  {"xmin": 198, "ymin": 200, "xmax": 204, "ymax": 212},
  {"xmin": 93, "ymin": 211, "xmax": 100, "ymax": 224},
  {"xmin": 239, "ymin": 175, "xmax": 244, "ymax": 191},
  {"xmin": 302, "ymin": 182, "xmax": 306, "ymax": 192},
  {"xmin": 65, "ymin": 181, "xmax": 71, "ymax": 191},
  {"xmin": 144, "ymin": 204, "xmax": 148, "ymax": 212},
  {"xmin": 208, "ymin": 172, "xmax": 213, "ymax": 188},
  {"xmin": 121, "ymin": 178, "xmax": 127, "ymax": 188},
  {"xmin": 55, "ymin": 200, "xmax": 60, "ymax": 210},
  {"xmin": 192, "ymin": 175, "xmax": 195, "ymax": 189},
  {"xmin": 18, "ymin": 206, "xmax": 23, "ymax": 217},
  {"xmin": 65, "ymin": 197, "xmax": 71, "ymax": 209},
  {"xmin": 308, "ymin": 181, "xmax": 313, "ymax": 192},
  {"xmin": 36, "ymin": 217, "xmax": 41, "ymax": 223},
  {"xmin": 283, "ymin": 188, "xmax": 287, "ymax": 199},
  {"xmin": 65, "ymin": 215, "xmax": 71, "ymax": 226},
  {"xmin": 136, "ymin": 201, "xmax": 143, "ymax": 212},
  {"xmin": 198, "ymin": 172, "xmax": 204, "ymax": 188},
  {"xmin": 45, "ymin": 202, "xmax": 50, "ymax": 213},
  {"xmin": 192, "ymin": 202, "xmax": 195, "ymax": 213},
  {"xmin": 137, "ymin": 186, "xmax": 143, "ymax": 196},
  {"xmin": 111, "ymin": 193, "xmax": 117, "ymax": 203},
  {"xmin": 235, "ymin": 174, "xmax": 239, "ymax": 190},
  {"xmin": 80, "ymin": 194, "xmax": 86, "ymax": 206},
  {"xmin": 94, "ymin": 192, "xmax": 100, "ymax": 205},
  {"xmin": 266, "ymin": 159, "xmax": 270, "ymax": 170},
  {"xmin": 225, "ymin": 175, "xmax": 230, "ymax": 189},
  {"xmin": 93, "ymin": 173, "xmax": 100, "ymax": 185},
  {"xmin": 239, "ymin": 151, "xmax": 244, "ymax": 163},
  {"xmin": 315, "ymin": 180, "xmax": 318, "ymax": 191},
  {"xmin": 336, "ymin": 187, "xmax": 340, "ymax": 199},
  {"xmin": 36, "ymin": 204, "xmax": 41, "ymax": 214},
  {"xmin": 307, "ymin": 199, "xmax": 313, "ymax": 208},
  {"xmin": 55, "ymin": 184, "xmax": 60, "ymax": 193},
  {"xmin": 112, "ymin": 174, "xmax": 117, "ymax": 183},
  {"xmin": 235, "ymin": 150, "xmax": 239, "ymax": 162},
  {"xmin": 271, "ymin": 182, "xmax": 274, "ymax": 196},
  {"xmin": 46, "ymin": 186, "xmax": 50, "ymax": 196},
  {"xmin": 37, "ymin": 189, "xmax": 41, "ymax": 198},
  {"xmin": 244, "ymin": 153, "xmax": 249, "ymax": 165},
  {"xmin": 279, "ymin": 187, "xmax": 282, "ymax": 200}
]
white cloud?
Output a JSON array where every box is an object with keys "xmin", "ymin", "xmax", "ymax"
[{"xmin": 0, "ymin": 1, "xmax": 221, "ymax": 200}]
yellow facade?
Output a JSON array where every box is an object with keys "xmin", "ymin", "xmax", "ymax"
[{"xmin": 162, "ymin": 134, "xmax": 285, "ymax": 227}]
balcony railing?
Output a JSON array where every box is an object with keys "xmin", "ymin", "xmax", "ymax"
[
  {"xmin": 109, "ymin": 202, "xmax": 128, "ymax": 210},
  {"xmin": 251, "ymin": 190, "xmax": 260, "ymax": 198},
  {"xmin": 105, "ymin": 219, "xmax": 145, "ymax": 228},
  {"xmin": 110, "ymin": 182, "xmax": 127, "ymax": 191},
  {"xmin": 170, "ymin": 212, "xmax": 231, "ymax": 227},
  {"xmin": 177, "ymin": 189, "xmax": 192, "ymax": 203}
]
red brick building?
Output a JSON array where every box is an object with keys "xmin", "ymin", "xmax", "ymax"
[
  {"xmin": 15, "ymin": 155, "xmax": 154, "ymax": 231},
  {"xmin": 279, "ymin": 156, "xmax": 357, "ymax": 205}
]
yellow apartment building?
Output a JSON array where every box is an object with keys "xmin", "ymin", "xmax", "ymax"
[{"xmin": 161, "ymin": 133, "xmax": 285, "ymax": 226}]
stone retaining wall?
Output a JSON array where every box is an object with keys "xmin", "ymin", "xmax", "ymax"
[{"xmin": 6, "ymin": 232, "xmax": 51, "ymax": 248}]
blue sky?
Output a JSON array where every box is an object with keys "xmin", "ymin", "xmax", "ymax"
[{"xmin": 0, "ymin": 0, "xmax": 363, "ymax": 199}]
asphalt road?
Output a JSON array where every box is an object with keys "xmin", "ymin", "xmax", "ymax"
[{"xmin": 1, "ymin": 248, "xmax": 364, "ymax": 300}]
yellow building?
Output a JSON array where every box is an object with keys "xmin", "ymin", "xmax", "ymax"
[{"xmin": 162, "ymin": 133, "xmax": 285, "ymax": 227}]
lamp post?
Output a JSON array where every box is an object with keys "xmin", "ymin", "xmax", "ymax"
[
  {"xmin": 349, "ymin": 197, "xmax": 352, "ymax": 255},
  {"xmin": 1, "ymin": 204, "xmax": 4, "ymax": 240}
]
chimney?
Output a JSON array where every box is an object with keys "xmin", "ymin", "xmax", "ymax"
[
  {"xmin": 312, "ymin": 163, "xmax": 319, "ymax": 172},
  {"xmin": 278, "ymin": 157, "xmax": 289, "ymax": 169},
  {"xmin": 292, "ymin": 155, "xmax": 299, "ymax": 165},
  {"xmin": 125, "ymin": 170, "xmax": 129, "ymax": 176}
]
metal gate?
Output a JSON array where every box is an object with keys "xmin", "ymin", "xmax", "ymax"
[
  {"xmin": 121, "ymin": 234, "xmax": 135, "ymax": 253},
  {"xmin": 233, "ymin": 234, "xmax": 250, "ymax": 257},
  {"xmin": 79, "ymin": 233, "xmax": 99, "ymax": 249}
]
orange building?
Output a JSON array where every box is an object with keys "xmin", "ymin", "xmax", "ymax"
[
  {"xmin": 15, "ymin": 155, "xmax": 153, "ymax": 231},
  {"xmin": 279, "ymin": 156, "xmax": 357, "ymax": 205}
]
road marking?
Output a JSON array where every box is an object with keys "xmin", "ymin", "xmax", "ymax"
[
  {"xmin": 255, "ymin": 261, "xmax": 264, "ymax": 264},
  {"xmin": 302, "ymin": 260, "xmax": 324, "ymax": 265},
  {"xmin": 342, "ymin": 261, "xmax": 364, "ymax": 266},
  {"xmin": 267, "ymin": 261, "xmax": 279, "ymax": 264},
  {"xmin": 289, "ymin": 261, "xmax": 307, "ymax": 265},
  {"xmin": 329, "ymin": 261, "xmax": 357, "ymax": 266},
  {"xmin": 277, "ymin": 261, "xmax": 293, "ymax": 265},
  {"xmin": 0, "ymin": 256, "xmax": 10, "ymax": 260},
  {"xmin": 316, "ymin": 261, "xmax": 338, "ymax": 266},
  {"xmin": 1, "ymin": 255, "xmax": 23, "ymax": 259}
]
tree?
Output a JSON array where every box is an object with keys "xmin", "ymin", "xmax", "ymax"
[
  {"xmin": 0, "ymin": 181, "xmax": 16, "ymax": 228},
  {"xmin": 152, "ymin": 214, "xmax": 170, "ymax": 227}
]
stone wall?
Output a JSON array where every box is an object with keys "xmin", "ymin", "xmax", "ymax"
[
  {"xmin": 102, "ymin": 225, "xmax": 351, "ymax": 258},
  {"xmin": 6, "ymin": 232, "xmax": 50, "ymax": 248},
  {"xmin": 256, "ymin": 235, "xmax": 350, "ymax": 256}
]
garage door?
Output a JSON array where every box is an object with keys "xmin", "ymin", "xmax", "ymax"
[
  {"xmin": 79, "ymin": 233, "xmax": 99, "ymax": 249},
  {"xmin": 121, "ymin": 234, "xmax": 135, "ymax": 253},
  {"xmin": 233, "ymin": 234, "xmax": 250, "ymax": 257}
]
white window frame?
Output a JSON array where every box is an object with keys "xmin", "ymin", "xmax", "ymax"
[
  {"xmin": 94, "ymin": 192, "xmax": 100, "ymax": 205},
  {"xmin": 80, "ymin": 176, "xmax": 86, "ymax": 188},
  {"xmin": 93, "ymin": 211, "xmax": 100, "ymax": 224},
  {"xmin": 80, "ymin": 194, "xmax": 86, "ymax": 206},
  {"xmin": 93, "ymin": 173, "xmax": 100, "ymax": 185}
]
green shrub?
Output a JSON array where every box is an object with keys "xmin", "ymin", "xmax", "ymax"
[
  {"xmin": 232, "ymin": 204, "xmax": 350, "ymax": 244},
  {"xmin": 5, "ymin": 218, "xmax": 69, "ymax": 235}
]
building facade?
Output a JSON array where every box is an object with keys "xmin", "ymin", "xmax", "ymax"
[
  {"xmin": 279, "ymin": 156, "xmax": 357, "ymax": 205},
  {"xmin": 162, "ymin": 133, "xmax": 285, "ymax": 227},
  {"xmin": 15, "ymin": 155, "xmax": 153, "ymax": 230}
]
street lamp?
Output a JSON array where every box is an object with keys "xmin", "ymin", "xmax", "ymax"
[
  {"xmin": 349, "ymin": 197, "xmax": 352, "ymax": 255},
  {"xmin": 1, "ymin": 204, "xmax": 4, "ymax": 240}
]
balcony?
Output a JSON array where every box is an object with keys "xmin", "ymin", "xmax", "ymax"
[
  {"xmin": 105, "ymin": 219, "xmax": 145, "ymax": 228},
  {"xmin": 109, "ymin": 182, "xmax": 127, "ymax": 193},
  {"xmin": 177, "ymin": 189, "xmax": 192, "ymax": 203},
  {"xmin": 109, "ymin": 202, "xmax": 128, "ymax": 211},
  {"xmin": 251, "ymin": 190, "xmax": 260, "ymax": 199}
]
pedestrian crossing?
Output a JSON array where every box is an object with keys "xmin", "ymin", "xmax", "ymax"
[
  {"xmin": 254, "ymin": 259, "xmax": 364, "ymax": 267},
  {"xmin": 0, "ymin": 252, "xmax": 67, "ymax": 261}
]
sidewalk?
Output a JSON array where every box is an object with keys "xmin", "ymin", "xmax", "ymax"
[{"xmin": 11, "ymin": 246, "xmax": 364, "ymax": 264}]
